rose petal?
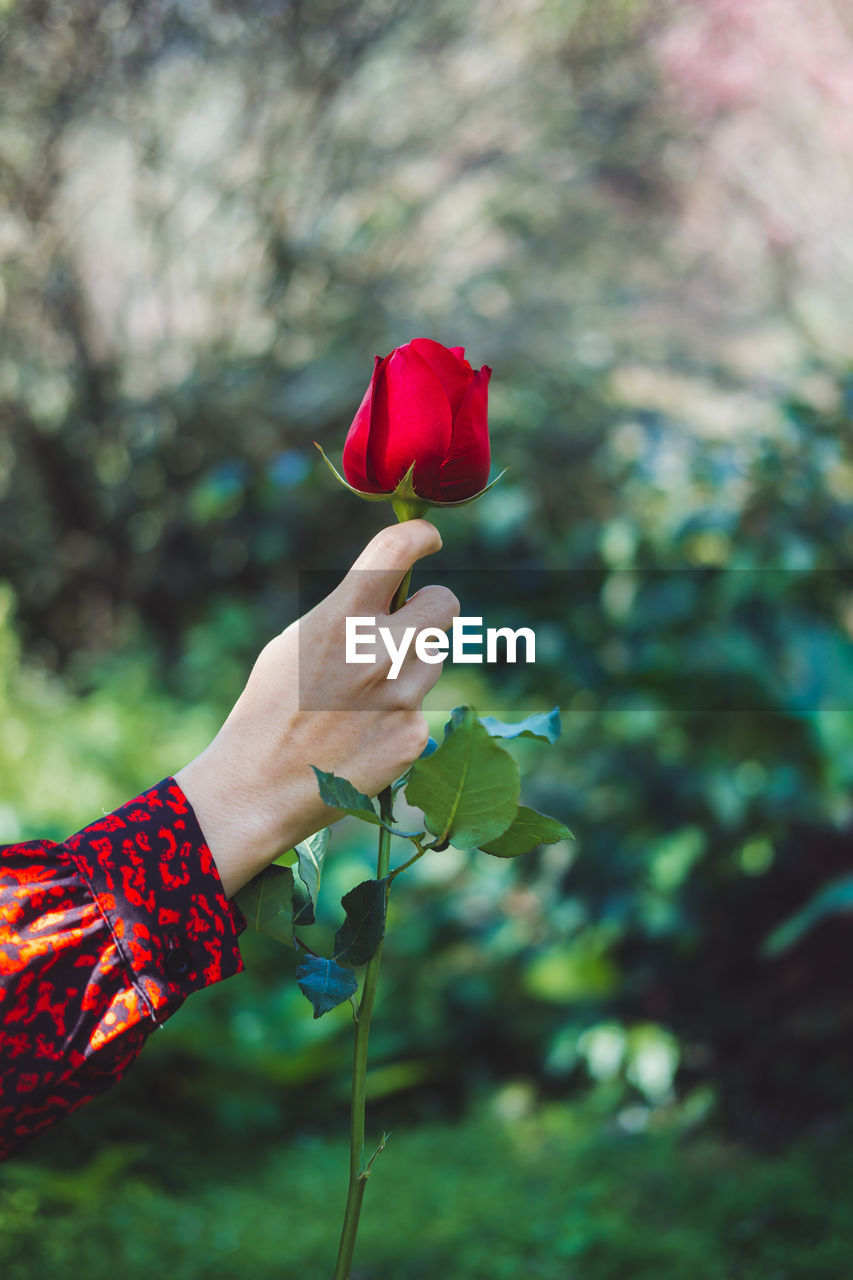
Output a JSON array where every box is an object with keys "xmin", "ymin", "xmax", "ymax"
[
  {"xmin": 368, "ymin": 345, "xmax": 453, "ymax": 496},
  {"xmin": 409, "ymin": 338, "xmax": 473, "ymax": 417},
  {"xmin": 437, "ymin": 365, "xmax": 492, "ymax": 501},
  {"xmin": 343, "ymin": 354, "xmax": 385, "ymax": 492}
]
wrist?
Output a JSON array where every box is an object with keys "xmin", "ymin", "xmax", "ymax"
[{"xmin": 174, "ymin": 749, "xmax": 285, "ymax": 899}]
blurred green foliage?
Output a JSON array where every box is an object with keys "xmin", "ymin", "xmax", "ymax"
[
  {"xmin": 2, "ymin": 0, "xmax": 853, "ymax": 1268},
  {"xmin": 4, "ymin": 1100, "xmax": 853, "ymax": 1279}
]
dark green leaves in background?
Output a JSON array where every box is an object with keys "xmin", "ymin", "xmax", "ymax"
[
  {"xmin": 3, "ymin": 0, "xmax": 853, "ymax": 1168},
  {"xmin": 763, "ymin": 875, "xmax": 853, "ymax": 958}
]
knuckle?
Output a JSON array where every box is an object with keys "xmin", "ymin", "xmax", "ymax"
[
  {"xmin": 368, "ymin": 660, "xmax": 393, "ymax": 692},
  {"xmin": 253, "ymin": 633, "xmax": 283, "ymax": 672},
  {"xmin": 370, "ymin": 519, "xmax": 439, "ymax": 564},
  {"xmin": 386, "ymin": 679, "xmax": 415, "ymax": 711},
  {"xmin": 438, "ymin": 586, "xmax": 461, "ymax": 619},
  {"xmin": 369, "ymin": 527, "xmax": 401, "ymax": 562},
  {"xmin": 419, "ymin": 584, "xmax": 460, "ymax": 622},
  {"xmin": 405, "ymin": 713, "xmax": 430, "ymax": 758},
  {"xmin": 419, "ymin": 659, "xmax": 444, "ymax": 694}
]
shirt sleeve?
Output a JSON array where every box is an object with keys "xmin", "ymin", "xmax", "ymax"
[{"xmin": 0, "ymin": 777, "xmax": 246, "ymax": 1161}]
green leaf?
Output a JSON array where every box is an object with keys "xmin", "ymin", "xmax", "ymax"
[
  {"xmin": 234, "ymin": 865, "xmax": 295, "ymax": 946},
  {"xmin": 442, "ymin": 705, "xmax": 470, "ymax": 739},
  {"xmin": 292, "ymin": 828, "xmax": 330, "ymax": 926},
  {"xmin": 763, "ymin": 874, "xmax": 853, "ymax": 957},
  {"xmin": 406, "ymin": 707, "xmax": 520, "ymax": 849},
  {"xmin": 480, "ymin": 805, "xmax": 573, "ymax": 858},
  {"xmin": 296, "ymin": 953, "xmax": 358, "ymax": 1018},
  {"xmin": 479, "ymin": 707, "xmax": 562, "ymax": 745},
  {"xmin": 334, "ymin": 877, "xmax": 388, "ymax": 968},
  {"xmin": 311, "ymin": 767, "xmax": 383, "ymax": 826}
]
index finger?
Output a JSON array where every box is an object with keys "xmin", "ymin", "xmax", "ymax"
[{"xmin": 338, "ymin": 519, "xmax": 443, "ymax": 613}]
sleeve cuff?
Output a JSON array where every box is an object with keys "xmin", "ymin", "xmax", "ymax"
[{"xmin": 64, "ymin": 778, "xmax": 246, "ymax": 1025}]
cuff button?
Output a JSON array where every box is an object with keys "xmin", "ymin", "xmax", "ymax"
[{"xmin": 165, "ymin": 947, "xmax": 193, "ymax": 980}]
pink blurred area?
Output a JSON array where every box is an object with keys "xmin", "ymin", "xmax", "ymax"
[{"xmin": 658, "ymin": 0, "xmax": 853, "ymax": 131}]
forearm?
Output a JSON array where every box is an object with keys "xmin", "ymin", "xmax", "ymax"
[{"xmin": 0, "ymin": 778, "xmax": 245, "ymax": 1161}]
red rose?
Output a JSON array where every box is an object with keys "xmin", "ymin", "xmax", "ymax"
[{"xmin": 342, "ymin": 338, "xmax": 492, "ymax": 503}]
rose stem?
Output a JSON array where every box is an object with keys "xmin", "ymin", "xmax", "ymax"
[
  {"xmin": 332, "ymin": 787, "xmax": 393, "ymax": 1280},
  {"xmin": 389, "ymin": 567, "xmax": 411, "ymax": 615},
  {"xmin": 333, "ymin": 511, "xmax": 417, "ymax": 1279}
]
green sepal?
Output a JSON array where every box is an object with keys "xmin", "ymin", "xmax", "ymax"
[
  {"xmin": 296, "ymin": 953, "xmax": 358, "ymax": 1018},
  {"xmin": 480, "ymin": 805, "xmax": 573, "ymax": 858},
  {"xmin": 334, "ymin": 877, "xmax": 389, "ymax": 968},
  {"xmin": 314, "ymin": 443, "xmax": 506, "ymax": 510},
  {"xmin": 427, "ymin": 468, "xmax": 508, "ymax": 508}
]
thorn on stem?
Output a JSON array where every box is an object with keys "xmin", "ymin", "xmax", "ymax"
[{"xmin": 359, "ymin": 1130, "xmax": 391, "ymax": 1179}]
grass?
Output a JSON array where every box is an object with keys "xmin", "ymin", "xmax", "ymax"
[{"xmin": 2, "ymin": 1096, "xmax": 853, "ymax": 1279}]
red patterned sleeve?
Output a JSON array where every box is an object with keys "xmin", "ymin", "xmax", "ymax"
[{"xmin": 0, "ymin": 777, "xmax": 246, "ymax": 1161}]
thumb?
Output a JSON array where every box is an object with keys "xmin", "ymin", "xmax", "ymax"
[{"xmin": 338, "ymin": 520, "xmax": 442, "ymax": 614}]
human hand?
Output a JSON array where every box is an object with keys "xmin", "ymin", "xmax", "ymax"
[{"xmin": 174, "ymin": 519, "xmax": 458, "ymax": 898}]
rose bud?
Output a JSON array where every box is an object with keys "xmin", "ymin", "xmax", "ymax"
[{"xmin": 316, "ymin": 339, "xmax": 502, "ymax": 516}]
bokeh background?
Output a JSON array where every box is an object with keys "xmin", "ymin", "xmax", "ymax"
[{"xmin": 3, "ymin": 0, "xmax": 853, "ymax": 1275}]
